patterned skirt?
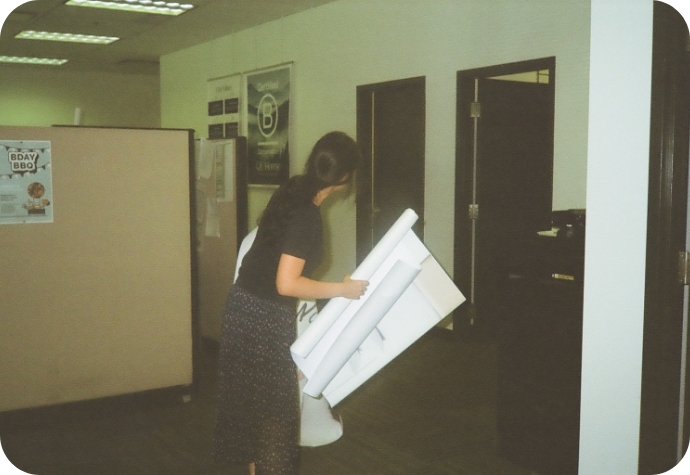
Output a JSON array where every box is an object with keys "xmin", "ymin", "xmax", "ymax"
[{"xmin": 212, "ymin": 285, "xmax": 299, "ymax": 475}]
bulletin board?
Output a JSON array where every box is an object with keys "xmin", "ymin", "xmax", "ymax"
[
  {"xmin": 194, "ymin": 136, "xmax": 248, "ymax": 341},
  {"xmin": 0, "ymin": 126, "xmax": 195, "ymax": 412}
]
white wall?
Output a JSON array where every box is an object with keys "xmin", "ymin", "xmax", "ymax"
[
  {"xmin": 161, "ymin": 0, "xmax": 592, "ymax": 283},
  {"xmin": 0, "ymin": 65, "xmax": 160, "ymax": 128}
]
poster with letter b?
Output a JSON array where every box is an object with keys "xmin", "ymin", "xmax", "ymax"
[{"xmin": 246, "ymin": 65, "xmax": 290, "ymax": 185}]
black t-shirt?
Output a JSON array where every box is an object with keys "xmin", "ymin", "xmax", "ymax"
[{"xmin": 235, "ymin": 199, "xmax": 323, "ymax": 306}]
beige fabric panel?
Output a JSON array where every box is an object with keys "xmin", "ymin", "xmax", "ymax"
[{"xmin": 0, "ymin": 126, "xmax": 193, "ymax": 412}]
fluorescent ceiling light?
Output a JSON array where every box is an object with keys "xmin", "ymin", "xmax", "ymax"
[
  {"xmin": 15, "ymin": 30, "xmax": 119, "ymax": 44},
  {"xmin": 65, "ymin": 0, "xmax": 194, "ymax": 16},
  {"xmin": 0, "ymin": 56, "xmax": 68, "ymax": 66}
]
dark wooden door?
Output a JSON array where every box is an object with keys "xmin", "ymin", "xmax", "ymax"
[
  {"xmin": 475, "ymin": 78, "xmax": 553, "ymax": 323},
  {"xmin": 639, "ymin": 3, "xmax": 690, "ymax": 474},
  {"xmin": 455, "ymin": 61, "xmax": 555, "ymax": 334},
  {"xmin": 356, "ymin": 77, "xmax": 425, "ymax": 264}
]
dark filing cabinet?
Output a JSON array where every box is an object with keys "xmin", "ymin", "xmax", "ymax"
[{"xmin": 496, "ymin": 210, "xmax": 585, "ymax": 475}]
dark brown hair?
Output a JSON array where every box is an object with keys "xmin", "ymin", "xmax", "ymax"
[{"xmin": 258, "ymin": 131, "xmax": 361, "ymax": 244}]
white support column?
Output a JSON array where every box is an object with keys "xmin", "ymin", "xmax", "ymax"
[{"xmin": 579, "ymin": 0, "xmax": 653, "ymax": 473}]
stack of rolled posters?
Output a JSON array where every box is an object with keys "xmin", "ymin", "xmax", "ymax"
[{"xmin": 291, "ymin": 208, "xmax": 466, "ymax": 406}]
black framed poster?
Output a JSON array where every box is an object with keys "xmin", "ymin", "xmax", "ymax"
[{"xmin": 246, "ymin": 65, "xmax": 291, "ymax": 185}]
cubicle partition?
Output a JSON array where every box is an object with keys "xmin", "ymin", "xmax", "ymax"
[{"xmin": 0, "ymin": 126, "xmax": 196, "ymax": 412}]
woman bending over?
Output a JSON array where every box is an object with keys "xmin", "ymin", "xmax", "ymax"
[{"xmin": 212, "ymin": 131, "xmax": 368, "ymax": 475}]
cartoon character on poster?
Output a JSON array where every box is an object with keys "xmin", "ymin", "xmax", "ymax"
[{"xmin": 0, "ymin": 140, "xmax": 53, "ymax": 224}]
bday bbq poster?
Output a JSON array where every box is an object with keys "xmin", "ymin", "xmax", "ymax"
[{"xmin": 0, "ymin": 140, "xmax": 53, "ymax": 224}]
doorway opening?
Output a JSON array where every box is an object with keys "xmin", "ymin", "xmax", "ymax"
[
  {"xmin": 454, "ymin": 57, "xmax": 590, "ymax": 475},
  {"xmin": 454, "ymin": 57, "xmax": 556, "ymax": 334},
  {"xmin": 356, "ymin": 76, "xmax": 425, "ymax": 265}
]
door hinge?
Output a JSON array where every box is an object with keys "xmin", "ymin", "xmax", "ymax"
[
  {"xmin": 468, "ymin": 204, "xmax": 479, "ymax": 220},
  {"xmin": 679, "ymin": 251, "xmax": 690, "ymax": 285},
  {"xmin": 470, "ymin": 102, "xmax": 481, "ymax": 118}
]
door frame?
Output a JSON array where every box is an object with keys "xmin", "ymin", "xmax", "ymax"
[
  {"xmin": 639, "ymin": 3, "xmax": 690, "ymax": 472},
  {"xmin": 454, "ymin": 57, "xmax": 556, "ymax": 332}
]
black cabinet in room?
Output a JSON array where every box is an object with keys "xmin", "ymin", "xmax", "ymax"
[{"xmin": 496, "ymin": 226, "xmax": 585, "ymax": 475}]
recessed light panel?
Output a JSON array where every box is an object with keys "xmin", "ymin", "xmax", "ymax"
[
  {"xmin": 0, "ymin": 56, "xmax": 68, "ymax": 66},
  {"xmin": 65, "ymin": 0, "xmax": 194, "ymax": 16},
  {"xmin": 15, "ymin": 30, "xmax": 119, "ymax": 44}
]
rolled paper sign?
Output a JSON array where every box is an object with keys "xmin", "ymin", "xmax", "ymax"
[
  {"xmin": 302, "ymin": 258, "xmax": 421, "ymax": 397},
  {"xmin": 290, "ymin": 208, "xmax": 419, "ymax": 359},
  {"xmin": 291, "ymin": 208, "xmax": 466, "ymax": 406}
]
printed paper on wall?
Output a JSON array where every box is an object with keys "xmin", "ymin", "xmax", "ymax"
[{"xmin": 0, "ymin": 140, "xmax": 53, "ymax": 224}]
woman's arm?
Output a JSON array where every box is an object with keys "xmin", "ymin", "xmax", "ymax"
[{"xmin": 276, "ymin": 254, "xmax": 368, "ymax": 300}]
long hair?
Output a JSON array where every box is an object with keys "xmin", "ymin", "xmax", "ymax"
[{"xmin": 258, "ymin": 131, "xmax": 361, "ymax": 245}]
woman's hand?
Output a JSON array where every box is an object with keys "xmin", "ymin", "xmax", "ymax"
[
  {"xmin": 277, "ymin": 254, "xmax": 369, "ymax": 301},
  {"xmin": 341, "ymin": 275, "xmax": 368, "ymax": 300}
]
